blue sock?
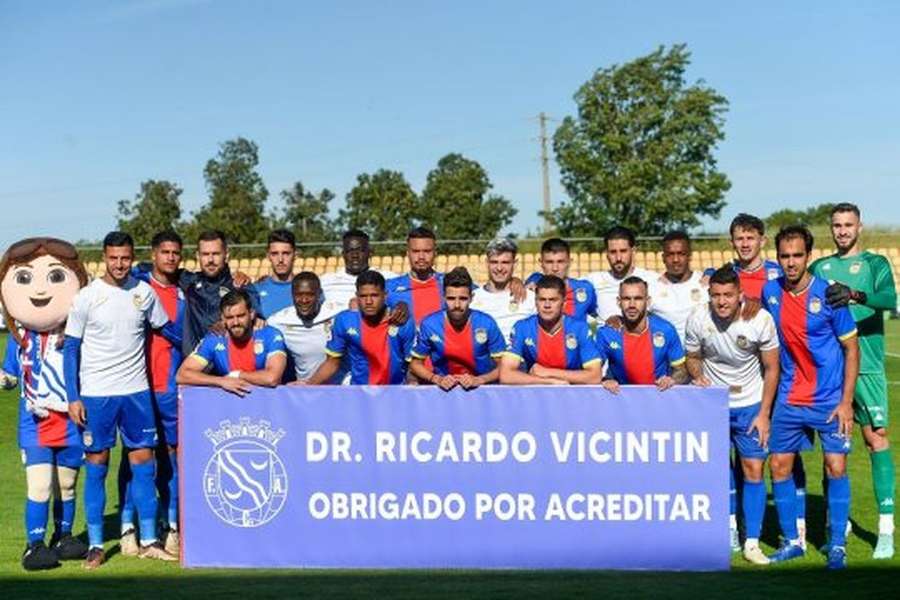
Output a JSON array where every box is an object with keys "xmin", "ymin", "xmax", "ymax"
[
  {"xmin": 793, "ymin": 455, "xmax": 807, "ymax": 519},
  {"xmin": 742, "ymin": 479, "xmax": 766, "ymax": 540},
  {"xmin": 773, "ymin": 477, "xmax": 799, "ymax": 542},
  {"xmin": 25, "ymin": 499, "xmax": 49, "ymax": 545},
  {"xmin": 729, "ymin": 464, "xmax": 737, "ymax": 517},
  {"xmin": 828, "ymin": 475, "xmax": 851, "ymax": 547},
  {"xmin": 118, "ymin": 457, "xmax": 134, "ymax": 532},
  {"xmin": 167, "ymin": 451, "xmax": 179, "ymax": 529},
  {"xmin": 59, "ymin": 498, "xmax": 76, "ymax": 535},
  {"xmin": 84, "ymin": 462, "xmax": 109, "ymax": 549},
  {"xmin": 130, "ymin": 460, "xmax": 159, "ymax": 545}
]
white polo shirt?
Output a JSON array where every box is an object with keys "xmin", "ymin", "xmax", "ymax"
[
  {"xmin": 585, "ymin": 267, "xmax": 658, "ymax": 321},
  {"xmin": 267, "ymin": 304, "xmax": 344, "ymax": 381},
  {"xmin": 683, "ymin": 304, "xmax": 779, "ymax": 409},
  {"xmin": 319, "ymin": 268, "xmax": 397, "ymax": 315},
  {"xmin": 65, "ymin": 276, "xmax": 169, "ymax": 396},
  {"xmin": 469, "ymin": 287, "xmax": 536, "ymax": 343},
  {"xmin": 650, "ymin": 271, "xmax": 708, "ymax": 343}
]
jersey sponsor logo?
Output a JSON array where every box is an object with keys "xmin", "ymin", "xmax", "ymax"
[
  {"xmin": 388, "ymin": 325, "xmax": 399, "ymax": 337},
  {"xmin": 809, "ymin": 298, "xmax": 822, "ymax": 314},
  {"xmin": 849, "ymin": 262, "xmax": 861, "ymax": 274},
  {"xmin": 575, "ymin": 288, "xmax": 587, "ymax": 303},
  {"xmin": 394, "ymin": 285, "xmax": 407, "ymax": 292},
  {"xmin": 215, "ymin": 343, "xmax": 226, "ymax": 351},
  {"xmin": 653, "ymin": 332, "xmax": 666, "ymax": 348},
  {"xmin": 203, "ymin": 418, "xmax": 288, "ymax": 529},
  {"xmin": 767, "ymin": 269, "xmax": 780, "ymax": 280},
  {"xmin": 260, "ymin": 290, "xmax": 268, "ymax": 297},
  {"xmin": 822, "ymin": 263, "xmax": 832, "ymax": 271},
  {"xmin": 735, "ymin": 334, "xmax": 750, "ymax": 350},
  {"xmin": 475, "ymin": 328, "xmax": 488, "ymax": 344},
  {"xmin": 565, "ymin": 334, "xmax": 577, "ymax": 350}
]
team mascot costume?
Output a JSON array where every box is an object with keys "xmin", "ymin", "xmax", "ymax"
[{"xmin": 0, "ymin": 238, "xmax": 90, "ymax": 570}]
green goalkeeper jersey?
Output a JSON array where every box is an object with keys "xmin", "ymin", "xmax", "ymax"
[{"xmin": 810, "ymin": 250, "xmax": 897, "ymax": 373}]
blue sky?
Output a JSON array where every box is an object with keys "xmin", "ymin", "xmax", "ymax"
[{"xmin": 1, "ymin": 1, "xmax": 898, "ymax": 248}]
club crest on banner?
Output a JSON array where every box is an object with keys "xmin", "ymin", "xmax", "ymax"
[{"xmin": 203, "ymin": 418, "xmax": 288, "ymax": 528}]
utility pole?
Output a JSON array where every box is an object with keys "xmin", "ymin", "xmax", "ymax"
[{"xmin": 538, "ymin": 112, "xmax": 552, "ymax": 233}]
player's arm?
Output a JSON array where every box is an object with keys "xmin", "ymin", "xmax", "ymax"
[
  {"xmin": 409, "ymin": 357, "xmax": 457, "ymax": 390},
  {"xmin": 63, "ymin": 293, "xmax": 87, "ymax": 425},
  {"xmin": 176, "ymin": 354, "xmax": 253, "ymax": 396},
  {"xmin": 830, "ymin": 333, "xmax": 859, "ymax": 438},
  {"xmin": 239, "ymin": 352, "xmax": 287, "ymax": 387},
  {"xmin": 1, "ymin": 335, "xmax": 21, "ymax": 389},
  {"xmin": 304, "ymin": 355, "xmax": 343, "ymax": 385},
  {"xmin": 658, "ymin": 329, "xmax": 688, "ymax": 390},
  {"xmin": 748, "ymin": 346, "xmax": 780, "ymax": 448},
  {"xmin": 530, "ymin": 359, "xmax": 602, "ymax": 385},
  {"xmin": 685, "ymin": 351, "xmax": 710, "ymax": 386},
  {"xmin": 499, "ymin": 353, "xmax": 565, "ymax": 384},
  {"xmin": 863, "ymin": 256, "xmax": 898, "ymax": 310}
]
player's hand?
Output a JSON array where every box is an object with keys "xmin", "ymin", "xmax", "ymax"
[
  {"xmin": 432, "ymin": 374, "xmax": 457, "ymax": 391},
  {"xmin": 530, "ymin": 363, "xmax": 551, "ymax": 378},
  {"xmin": 253, "ymin": 317, "xmax": 266, "ymax": 331},
  {"xmin": 209, "ymin": 319, "xmax": 227, "ymax": 336},
  {"xmin": 700, "ymin": 274, "xmax": 711, "ymax": 286},
  {"xmin": 825, "ymin": 282, "xmax": 853, "ymax": 308},
  {"xmin": 232, "ymin": 271, "xmax": 251, "ymax": 288},
  {"xmin": 691, "ymin": 374, "xmax": 712, "ymax": 387},
  {"xmin": 455, "ymin": 373, "xmax": 481, "ymax": 390},
  {"xmin": 388, "ymin": 301, "xmax": 410, "ymax": 325},
  {"xmin": 601, "ymin": 379, "xmax": 620, "ymax": 394},
  {"xmin": 221, "ymin": 378, "xmax": 253, "ymax": 397},
  {"xmin": 605, "ymin": 315, "xmax": 623, "ymax": 330},
  {"xmin": 348, "ymin": 297, "xmax": 359, "ymax": 310},
  {"xmin": 740, "ymin": 298, "xmax": 762, "ymax": 320},
  {"xmin": 747, "ymin": 414, "xmax": 771, "ymax": 449},
  {"xmin": 544, "ymin": 377, "xmax": 569, "ymax": 385},
  {"xmin": 827, "ymin": 401, "xmax": 854, "ymax": 438},
  {"xmin": 68, "ymin": 400, "xmax": 87, "ymax": 427},
  {"xmin": 656, "ymin": 375, "xmax": 676, "ymax": 392},
  {"xmin": 509, "ymin": 278, "xmax": 527, "ymax": 303},
  {"xmin": 288, "ymin": 379, "xmax": 309, "ymax": 386}
]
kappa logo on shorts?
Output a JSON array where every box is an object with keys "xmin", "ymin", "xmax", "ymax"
[{"xmin": 204, "ymin": 418, "xmax": 288, "ymax": 529}]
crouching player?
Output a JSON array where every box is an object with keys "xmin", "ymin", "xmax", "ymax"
[{"xmin": 685, "ymin": 266, "xmax": 780, "ymax": 564}]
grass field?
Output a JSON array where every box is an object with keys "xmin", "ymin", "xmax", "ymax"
[{"xmin": 1, "ymin": 324, "xmax": 899, "ymax": 598}]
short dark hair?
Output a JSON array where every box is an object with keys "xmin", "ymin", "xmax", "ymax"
[
  {"xmin": 292, "ymin": 271, "xmax": 320, "ymax": 290},
  {"xmin": 535, "ymin": 274, "xmax": 566, "ymax": 295},
  {"xmin": 151, "ymin": 230, "xmax": 183, "ymax": 249},
  {"xmin": 619, "ymin": 276, "xmax": 648, "ymax": 294},
  {"xmin": 443, "ymin": 266, "xmax": 473, "ymax": 291},
  {"xmin": 407, "ymin": 226, "xmax": 436, "ymax": 242},
  {"xmin": 775, "ymin": 225, "xmax": 814, "ymax": 253},
  {"xmin": 729, "ymin": 213, "xmax": 765, "ymax": 237},
  {"xmin": 709, "ymin": 265, "xmax": 740, "ymax": 288},
  {"xmin": 268, "ymin": 229, "xmax": 296, "ymax": 248},
  {"xmin": 198, "ymin": 230, "xmax": 227, "ymax": 247},
  {"xmin": 662, "ymin": 230, "xmax": 690, "ymax": 246},
  {"xmin": 356, "ymin": 269, "xmax": 386, "ymax": 291},
  {"xmin": 604, "ymin": 226, "xmax": 636, "ymax": 248},
  {"xmin": 540, "ymin": 237, "xmax": 570, "ymax": 255},
  {"xmin": 103, "ymin": 231, "xmax": 134, "ymax": 250},
  {"xmin": 342, "ymin": 229, "xmax": 369, "ymax": 244},
  {"xmin": 831, "ymin": 202, "xmax": 860, "ymax": 218},
  {"xmin": 219, "ymin": 289, "xmax": 253, "ymax": 313}
]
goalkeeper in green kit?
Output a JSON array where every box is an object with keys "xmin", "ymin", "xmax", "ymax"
[{"xmin": 811, "ymin": 202, "xmax": 897, "ymax": 559}]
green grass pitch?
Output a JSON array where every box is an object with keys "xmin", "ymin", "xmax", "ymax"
[{"xmin": 1, "ymin": 324, "xmax": 898, "ymax": 598}]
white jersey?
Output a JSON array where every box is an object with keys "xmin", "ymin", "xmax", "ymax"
[
  {"xmin": 266, "ymin": 304, "xmax": 344, "ymax": 381},
  {"xmin": 649, "ymin": 271, "xmax": 708, "ymax": 343},
  {"xmin": 585, "ymin": 267, "xmax": 658, "ymax": 321},
  {"xmin": 469, "ymin": 287, "xmax": 536, "ymax": 343},
  {"xmin": 683, "ymin": 304, "xmax": 779, "ymax": 409},
  {"xmin": 319, "ymin": 268, "xmax": 397, "ymax": 315},
  {"xmin": 65, "ymin": 276, "xmax": 169, "ymax": 396}
]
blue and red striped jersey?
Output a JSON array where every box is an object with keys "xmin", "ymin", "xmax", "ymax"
[
  {"xmin": 705, "ymin": 260, "xmax": 783, "ymax": 300},
  {"xmin": 762, "ymin": 276, "xmax": 857, "ymax": 407},
  {"xmin": 3, "ymin": 332, "xmax": 80, "ymax": 448},
  {"xmin": 386, "ymin": 273, "xmax": 445, "ymax": 326},
  {"xmin": 325, "ymin": 310, "xmax": 417, "ymax": 384},
  {"xmin": 412, "ymin": 309, "xmax": 506, "ymax": 376},
  {"xmin": 507, "ymin": 315, "xmax": 601, "ymax": 371},
  {"xmin": 596, "ymin": 314, "xmax": 686, "ymax": 384},
  {"xmin": 190, "ymin": 326, "xmax": 287, "ymax": 376},
  {"xmin": 144, "ymin": 274, "xmax": 185, "ymax": 395},
  {"xmin": 525, "ymin": 273, "xmax": 598, "ymax": 321}
]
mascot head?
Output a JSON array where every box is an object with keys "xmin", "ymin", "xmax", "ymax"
[{"xmin": 0, "ymin": 237, "xmax": 88, "ymax": 344}]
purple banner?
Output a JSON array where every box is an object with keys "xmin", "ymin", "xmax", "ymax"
[{"xmin": 180, "ymin": 385, "xmax": 730, "ymax": 570}]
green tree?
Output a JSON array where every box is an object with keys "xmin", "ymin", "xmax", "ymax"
[
  {"xmin": 550, "ymin": 44, "xmax": 730, "ymax": 237},
  {"xmin": 188, "ymin": 137, "xmax": 271, "ymax": 243},
  {"xmin": 277, "ymin": 181, "xmax": 336, "ymax": 242},
  {"xmin": 339, "ymin": 169, "xmax": 420, "ymax": 240},
  {"xmin": 764, "ymin": 203, "xmax": 835, "ymax": 231},
  {"xmin": 420, "ymin": 153, "xmax": 517, "ymax": 242},
  {"xmin": 116, "ymin": 179, "xmax": 183, "ymax": 244}
]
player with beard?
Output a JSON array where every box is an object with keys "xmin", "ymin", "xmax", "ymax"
[
  {"xmin": 650, "ymin": 231, "xmax": 708, "ymax": 343},
  {"xmin": 176, "ymin": 289, "xmax": 287, "ymax": 393},
  {"xmin": 596, "ymin": 277, "xmax": 687, "ymax": 393},
  {"xmin": 386, "ymin": 227, "xmax": 445, "ymax": 326},
  {"xmin": 470, "ymin": 237, "xmax": 535, "ymax": 343},
  {"xmin": 409, "ymin": 267, "xmax": 505, "ymax": 390},
  {"xmin": 811, "ymin": 203, "xmax": 897, "ymax": 559},
  {"xmin": 585, "ymin": 226, "xmax": 658, "ymax": 321},
  {"xmin": 320, "ymin": 230, "xmax": 397, "ymax": 313},
  {"xmin": 250, "ymin": 229, "xmax": 298, "ymax": 318}
]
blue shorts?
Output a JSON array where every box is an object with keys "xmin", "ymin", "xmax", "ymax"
[
  {"xmin": 152, "ymin": 391, "xmax": 178, "ymax": 447},
  {"xmin": 730, "ymin": 403, "xmax": 768, "ymax": 460},
  {"xmin": 80, "ymin": 390, "xmax": 158, "ymax": 452},
  {"xmin": 21, "ymin": 446, "xmax": 84, "ymax": 469},
  {"xmin": 769, "ymin": 401, "xmax": 852, "ymax": 455}
]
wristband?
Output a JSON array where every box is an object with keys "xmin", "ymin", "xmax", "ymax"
[{"xmin": 228, "ymin": 370, "xmax": 241, "ymax": 378}]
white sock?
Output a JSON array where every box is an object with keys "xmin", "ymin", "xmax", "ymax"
[
  {"xmin": 121, "ymin": 523, "xmax": 134, "ymax": 536},
  {"xmin": 745, "ymin": 537, "xmax": 759, "ymax": 548},
  {"xmin": 729, "ymin": 514, "xmax": 737, "ymax": 530},
  {"xmin": 879, "ymin": 514, "xmax": 895, "ymax": 535},
  {"xmin": 140, "ymin": 538, "xmax": 157, "ymax": 547},
  {"xmin": 796, "ymin": 517, "xmax": 806, "ymax": 530}
]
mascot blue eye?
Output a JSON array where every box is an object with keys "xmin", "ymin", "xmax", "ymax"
[
  {"xmin": 15, "ymin": 271, "xmax": 32, "ymax": 285},
  {"xmin": 47, "ymin": 268, "xmax": 67, "ymax": 284}
]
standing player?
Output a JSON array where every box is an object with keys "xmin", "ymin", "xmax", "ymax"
[
  {"xmin": 585, "ymin": 226, "xmax": 658, "ymax": 321},
  {"xmin": 596, "ymin": 277, "xmax": 687, "ymax": 392},
  {"xmin": 305, "ymin": 271, "xmax": 417, "ymax": 385},
  {"xmin": 650, "ymin": 231, "xmax": 707, "ymax": 343},
  {"xmin": 120, "ymin": 230, "xmax": 185, "ymax": 557},
  {"xmin": 499, "ymin": 275, "xmax": 603, "ymax": 385},
  {"xmin": 409, "ymin": 267, "xmax": 506, "ymax": 390},
  {"xmin": 319, "ymin": 230, "xmax": 397, "ymax": 313},
  {"xmin": 386, "ymin": 227, "xmax": 445, "ymax": 326},
  {"xmin": 763, "ymin": 225, "xmax": 859, "ymax": 569},
  {"xmin": 685, "ymin": 266, "xmax": 780, "ymax": 564},
  {"xmin": 177, "ymin": 289, "xmax": 287, "ymax": 392},
  {"xmin": 524, "ymin": 238, "xmax": 597, "ymax": 321},
  {"xmin": 64, "ymin": 232, "xmax": 178, "ymax": 568},
  {"xmin": 251, "ymin": 229, "xmax": 298, "ymax": 319},
  {"xmin": 811, "ymin": 202, "xmax": 897, "ymax": 559},
  {"xmin": 470, "ymin": 238, "xmax": 535, "ymax": 343}
]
